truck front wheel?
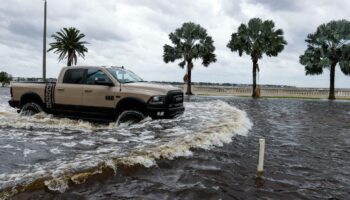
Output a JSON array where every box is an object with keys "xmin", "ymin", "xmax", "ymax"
[
  {"xmin": 117, "ymin": 110, "xmax": 145, "ymax": 125},
  {"xmin": 20, "ymin": 102, "xmax": 44, "ymax": 116}
]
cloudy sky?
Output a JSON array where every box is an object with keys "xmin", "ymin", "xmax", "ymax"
[{"xmin": 0, "ymin": 0, "xmax": 350, "ymax": 88}]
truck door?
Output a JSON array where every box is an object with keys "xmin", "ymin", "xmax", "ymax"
[
  {"xmin": 55, "ymin": 68, "xmax": 84, "ymax": 110},
  {"xmin": 82, "ymin": 68, "xmax": 117, "ymax": 109}
]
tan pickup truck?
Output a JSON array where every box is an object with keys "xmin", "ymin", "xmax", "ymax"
[{"xmin": 8, "ymin": 66, "xmax": 184, "ymax": 123}]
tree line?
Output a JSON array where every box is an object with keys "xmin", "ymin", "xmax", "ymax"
[
  {"xmin": 48, "ymin": 18, "xmax": 350, "ymax": 100},
  {"xmin": 0, "ymin": 71, "xmax": 12, "ymax": 87}
]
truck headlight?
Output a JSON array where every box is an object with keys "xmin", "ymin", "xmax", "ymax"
[{"xmin": 149, "ymin": 96, "xmax": 165, "ymax": 104}]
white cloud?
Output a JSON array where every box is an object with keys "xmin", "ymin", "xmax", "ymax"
[{"xmin": 0, "ymin": 0, "xmax": 349, "ymax": 88}]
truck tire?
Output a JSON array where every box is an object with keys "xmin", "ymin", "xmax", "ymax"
[
  {"xmin": 117, "ymin": 110, "xmax": 145, "ymax": 125},
  {"xmin": 20, "ymin": 102, "xmax": 44, "ymax": 116}
]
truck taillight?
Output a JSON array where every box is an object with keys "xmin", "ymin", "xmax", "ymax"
[{"xmin": 10, "ymin": 86, "xmax": 13, "ymax": 98}]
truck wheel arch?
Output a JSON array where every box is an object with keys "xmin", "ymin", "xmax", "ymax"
[
  {"xmin": 115, "ymin": 97, "xmax": 146, "ymax": 116},
  {"xmin": 20, "ymin": 92, "xmax": 44, "ymax": 108}
]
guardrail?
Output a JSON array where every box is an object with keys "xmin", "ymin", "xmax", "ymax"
[{"xmin": 179, "ymin": 85, "xmax": 350, "ymax": 99}]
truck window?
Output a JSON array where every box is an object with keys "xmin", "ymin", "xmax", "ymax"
[
  {"xmin": 86, "ymin": 69, "xmax": 111, "ymax": 85},
  {"xmin": 107, "ymin": 68, "xmax": 143, "ymax": 83},
  {"xmin": 63, "ymin": 69, "xmax": 85, "ymax": 84}
]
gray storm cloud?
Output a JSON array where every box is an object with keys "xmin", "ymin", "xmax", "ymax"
[{"xmin": 0, "ymin": 0, "xmax": 349, "ymax": 88}]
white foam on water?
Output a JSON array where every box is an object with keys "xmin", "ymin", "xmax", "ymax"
[
  {"xmin": 113, "ymin": 101, "xmax": 252, "ymax": 168},
  {"xmin": 50, "ymin": 148, "xmax": 62, "ymax": 154},
  {"xmin": 106, "ymin": 137, "xmax": 119, "ymax": 143},
  {"xmin": 105, "ymin": 159, "xmax": 117, "ymax": 174},
  {"xmin": 23, "ymin": 149, "xmax": 36, "ymax": 158},
  {"xmin": 0, "ymin": 112, "xmax": 103, "ymax": 132},
  {"xmin": 62, "ymin": 142, "xmax": 77, "ymax": 147},
  {"xmin": 79, "ymin": 140, "xmax": 95, "ymax": 146},
  {"xmin": 54, "ymin": 136, "xmax": 75, "ymax": 140},
  {"xmin": 36, "ymin": 141, "xmax": 47, "ymax": 146},
  {"xmin": 0, "ymin": 100, "xmax": 252, "ymax": 197},
  {"xmin": 122, "ymin": 155, "xmax": 157, "ymax": 168},
  {"xmin": 0, "ymin": 144, "xmax": 14, "ymax": 149},
  {"xmin": 44, "ymin": 178, "xmax": 69, "ymax": 193},
  {"xmin": 96, "ymin": 147, "xmax": 115, "ymax": 154}
]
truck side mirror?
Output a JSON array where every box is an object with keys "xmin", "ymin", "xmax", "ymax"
[{"xmin": 94, "ymin": 77, "xmax": 114, "ymax": 86}]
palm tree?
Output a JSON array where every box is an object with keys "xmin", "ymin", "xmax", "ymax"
[
  {"xmin": 163, "ymin": 22, "xmax": 217, "ymax": 95},
  {"xmin": 48, "ymin": 27, "xmax": 88, "ymax": 66},
  {"xmin": 300, "ymin": 20, "xmax": 350, "ymax": 100},
  {"xmin": 227, "ymin": 18, "xmax": 287, "ymax": 98}
]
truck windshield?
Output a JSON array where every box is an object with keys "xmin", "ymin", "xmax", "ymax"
[{"xmin": 107, "ymin": 68, "xmax": 143, "ymax": 83}]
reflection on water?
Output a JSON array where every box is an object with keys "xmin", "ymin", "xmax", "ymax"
[{"xmin": 1, "ymin": 88, "xmax": 350, "ymax": 199}]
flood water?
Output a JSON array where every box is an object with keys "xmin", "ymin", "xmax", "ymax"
[{"xmin": 0, "ymin": 87, "xmax": 350, "ymax": 200}]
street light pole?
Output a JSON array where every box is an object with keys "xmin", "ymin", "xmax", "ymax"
[{"xmin": 42, "ymin": 0, "xmax": 47, "ymax": 81}]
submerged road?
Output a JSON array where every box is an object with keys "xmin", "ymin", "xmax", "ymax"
[{"xmin": 0, "ymin": 88, "xmax": 349, "ymax": 199}]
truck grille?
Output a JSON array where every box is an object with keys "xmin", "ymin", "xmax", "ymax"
[{"xmin": 166, "ymin": 90, "xmax": 184, "ymax": 107}]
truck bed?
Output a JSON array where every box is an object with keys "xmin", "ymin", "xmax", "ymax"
[{"xmin": 10, "ymin": 82, "xmax": 56, "ymax": 109}]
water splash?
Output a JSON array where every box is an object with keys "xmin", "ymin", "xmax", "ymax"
[{"xmin": 0, "ymin": 100, "xmax": 252, "ymax": 198}]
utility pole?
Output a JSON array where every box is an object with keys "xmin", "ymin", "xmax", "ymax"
[{"xmin": 42, "ymin": 0, "xmax": 47, "ymax": 81}]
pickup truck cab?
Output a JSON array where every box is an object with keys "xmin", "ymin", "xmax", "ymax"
[{"xmin": 8, "ymin": 66, "xmax": 184, "ymax": 123}]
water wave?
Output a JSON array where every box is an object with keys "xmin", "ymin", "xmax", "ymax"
[{"xmin": 0, "ymin": 100, "xmax": 252, "ymax": 199}]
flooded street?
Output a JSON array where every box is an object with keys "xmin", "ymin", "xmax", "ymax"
[{"xmin": 0, "ymin": 87, "xmax": 350, "ymax": 199}]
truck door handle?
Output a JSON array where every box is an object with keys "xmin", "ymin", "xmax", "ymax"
[
  {"xmin": 84, "ymin": 90, "xmax": 92, "ymax": 93},
  {"xmin": 57, "ymin": 88, "xmax": 64, "ymax": 91}
]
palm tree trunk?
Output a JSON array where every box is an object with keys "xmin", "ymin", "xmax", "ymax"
[
  {"xmin": 252, "ymin": 58, "xmax": 258, "ymax": 98},
  {"xmin": 67, "ymin": 50, "xmax": 73, "ymax": 66},
  {"xmin": 329, "ymin": 62, "xmax": 336, "ymax": 100},
  {"xmin": 186, "ymin": 61, "xmax": 193, "ymax": 95},
  {"xmin": 67, "ymin": 57, "xmax": 72, "ymax": 66}
]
